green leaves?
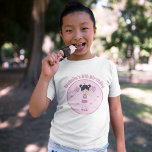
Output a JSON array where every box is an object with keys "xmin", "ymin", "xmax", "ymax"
[{"xmin": 102, "ymin": 0, "xmax": 152, "ymax": 59}]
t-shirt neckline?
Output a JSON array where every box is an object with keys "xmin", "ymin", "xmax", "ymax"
[{"xmin": 64, "ymin": 56, "xmax": 97, "ymax": 63}]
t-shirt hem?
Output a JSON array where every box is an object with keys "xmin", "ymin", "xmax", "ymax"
[{"xmin": 49, "ymin": 133, "xmax": 108, "ymax": 150}]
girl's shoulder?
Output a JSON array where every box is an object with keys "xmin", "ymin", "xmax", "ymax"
[{"xmin": 95, "ymin": 56, "xmax": 115, "ymax": 66}]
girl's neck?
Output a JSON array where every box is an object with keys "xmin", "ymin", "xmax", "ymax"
[
  {"xmin": 68, "ymin": 52, "xmax": 94, "ymax": 61},
  {"xmin": 68, "ymin": 53, "xmax": 95, "ymax": 61}
]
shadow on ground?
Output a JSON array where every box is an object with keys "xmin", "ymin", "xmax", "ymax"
[{"xmin": 0, "ymin": 85, "xmax": 57, "ymax": 152}]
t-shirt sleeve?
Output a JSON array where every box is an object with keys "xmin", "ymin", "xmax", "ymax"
[
  {"xmin": 108, "ymin": 62, "xmax": 121, "ymax": 97},
  {"xmin": 47, "ymin": 77, "xmax": 55, "ymax": 100}
]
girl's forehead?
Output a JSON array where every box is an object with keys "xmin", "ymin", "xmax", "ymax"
[
  {"xmin": 62, "ymin": 11, "xmax": 92, "ymax": 25},
  {"xmin": 64, "ymin": 11, "xmax": 89, "ymax": 16}
]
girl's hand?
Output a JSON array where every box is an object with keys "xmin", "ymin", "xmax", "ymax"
[{"xmin": 40, "ymin": 52, "xmax": 61, "ymax": 81}]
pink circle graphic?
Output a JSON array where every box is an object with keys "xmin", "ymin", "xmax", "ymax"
[{"xmin": 67, "ymin": 79, "xmax": 103, "ymax": 114}]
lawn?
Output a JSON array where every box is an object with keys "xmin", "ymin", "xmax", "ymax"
[{"xmin": 108, "ymin": 82, "xmax": 152, "ymax": 152}]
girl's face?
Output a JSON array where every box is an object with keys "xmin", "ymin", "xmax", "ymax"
[{"xmin": 60, "ymin": 11, "xmax": 96, "ymax": 60}]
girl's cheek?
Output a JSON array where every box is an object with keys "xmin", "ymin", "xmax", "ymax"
[
  {"xmin": 64, "ymin": 35, "xmax": 73, "ymax": 43},
  {"xmin": 61, "ymin": 34, "xmax": 69, "ymax": 41},
  {"xmin": 85, "ymin": 31, "xmax": 94, "ymax": 36},
  {"xmin": 87, "ymin": 33, "xmax": 95, "ymax": 41},
  {"xmin": 64, "ymin": 38, "xmax": 71, "ymax": 44}
]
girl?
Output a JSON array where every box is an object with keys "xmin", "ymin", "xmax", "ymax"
[{"xmin": 29, "ymin": 1, "xmax": 126, "ymax": 152}]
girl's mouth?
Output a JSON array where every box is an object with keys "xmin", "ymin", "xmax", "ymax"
[{"xmin": 73, "ymin": 43, "xmax": 86, "ymax": 51}]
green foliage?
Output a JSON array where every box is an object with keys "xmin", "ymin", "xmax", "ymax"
[
  {"xmin": 84, "ymin": 0, "xmax": 98, "ymax": 7},
  {"xmin": 0, "ymin": 0, "xmax": 31, "ymax": 49},
  {"xmin": 0, "ymin": 0, "xmax": 98, "ymax": 53},
  {"xmin": 109, "ymin": 0, "xmax": 121, "ymax": 3},
  {"xmin": 1, "ymin": 43, "xmax": 15, "ymax": 58},
  {"xmin": 102, "ymin": 0, "xmax": 152, "ymax": 59}
]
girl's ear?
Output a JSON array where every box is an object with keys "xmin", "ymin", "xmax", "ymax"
[
  {"xmin": 60, "ymin": 31, "xmax": 63, "ymax": 38},
  {"xmin": 94, "ymin": 27, "xmax": 97, "ymax": 35},
  {"xmin": 93, "ymin": 27, "xmax": 97, "ymax": 40}
]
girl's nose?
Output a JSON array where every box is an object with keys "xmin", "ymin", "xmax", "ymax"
[{"xmin": 73, "ymin": 30, "xmax": 82, "ymax": 41}]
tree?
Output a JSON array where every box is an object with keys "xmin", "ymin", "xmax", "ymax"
[
  {"xmin": 102, "ymin": 0, "xmax": 152, "ymax": 63},
  {"xmin": 19, "ymin": 0, "xmax": 49, "ymax": 87}
]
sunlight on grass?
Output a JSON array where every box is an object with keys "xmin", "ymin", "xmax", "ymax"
[
  {"xmin": 133, "ymin": 136, "xmax": 147, "ymax": 152},
  {"xmin": 0, "ymin": 86, "xmax": 13, "ymax": 97},
  {"xmin": 0, "ymin": 117, "xmax": 23, "ymax": 129},
  {"xmin": 122, "ymin": 88, "xmax": 152, "ymax": 106},
  {"xmin": 17, "ymin": 105, "xmax": 29, "ymax": 117},
  {"xmin": 123, "ymin": 116, "xmax": 132, "ymax": 123},
  {"xmin": 0, "ymin": 105, "xmax": 29, "ymax": 129},
  {"xmin": 25, "ymin": 144, "xmax": 47, "ymax": 152},
  {"xmin": 121, "ymin": 84, "xmax": 152, "ymax": 125},
  {"xmin": 135, "ymin": 136, "xmax": 147, "ymax": 146}
]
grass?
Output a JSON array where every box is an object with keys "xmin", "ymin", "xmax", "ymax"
[
  {"xmin": 120, "ymin": 83, "xmax": 152, "ymax": 123},
  {"xmin": 121, "ymin": 86, "xmax": 152, "ymax": 151},
  {"xmin": 108, "ymin": 82, "xmax": 152, "ymax": 152},
  {"xmin": 118, "ymin": 70, "xmax": 152, "ymax": 80}
]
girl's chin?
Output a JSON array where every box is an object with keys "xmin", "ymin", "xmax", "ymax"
[
  {"xmin": 75, "ymin": 44, "xmax": 86, "ymax": 53},
  {"xmin": 69, "ymin": 50, "xmax": 93, "ymax": 60}
]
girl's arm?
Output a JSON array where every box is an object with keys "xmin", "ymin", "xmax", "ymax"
[
  {"xmin": 108, "ymin": 96, "xmax": 126, "ymax": 152},
  {"xmin": 29, "ymin": 52, "xmax": 61, "ymax": 118},
  {"xmin": 29, "ymin": 74, "xmax": 52, "ymax": 118}
]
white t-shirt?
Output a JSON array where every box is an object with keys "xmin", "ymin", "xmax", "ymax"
[{"xmin": 47, "ymin": 56, "xmax": 121, "ymax": 150}]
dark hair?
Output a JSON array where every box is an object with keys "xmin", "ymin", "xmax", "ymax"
[
  {"xmin": 59, "ymin": 1, "xmax": 96, "ymax": 31},
  {"xmin": 80, "ymin": 84, "xmax": 91, "ymax": 91}
]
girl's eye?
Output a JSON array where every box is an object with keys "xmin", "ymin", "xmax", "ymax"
[
  {"xmin": 65, "ymin": 29, "xmax": 72, "ymax": 33},
  {"xmin": 82, "ymin": 27, "xmax": 88, "ymax": 31}
]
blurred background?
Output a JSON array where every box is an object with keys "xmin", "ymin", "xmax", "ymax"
[{"xmin": 0, "ymin": 0, "xmax": 152, "ymax": 152}]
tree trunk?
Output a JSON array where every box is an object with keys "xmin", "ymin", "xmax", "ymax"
[
  {"xmin": 0, "ymin": 42, "xmax": 2, "ymax": 68},
  {"xmin": 19, "ymin": 0, "xmax": 49, "ymax": 88}
]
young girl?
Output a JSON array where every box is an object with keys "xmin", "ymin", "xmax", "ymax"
[{"xmin": 29, "ymin": 1, "xmax": 126, "ymax": 152}]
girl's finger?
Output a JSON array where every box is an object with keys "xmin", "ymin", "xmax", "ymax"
[{"xmin": 46, "ymin": 53, "xmax": 60, "ymax": 65}]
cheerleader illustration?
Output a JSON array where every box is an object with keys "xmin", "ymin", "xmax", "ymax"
[
  {"xmin": 67, "ymin": 79, "xmax": 103, "ymax": 114},
  {"xmin": 79, "ymin": 84, "xmax": 91, "ymax": 111}
]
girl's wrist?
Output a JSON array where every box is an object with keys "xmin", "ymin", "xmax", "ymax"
[
  {"xmin": 39, "ymin": 73, "xmax": 52, "ymax": 83},
  {"xmin": 116, "ymin": 143, "xmax": 126, "ymax": 152}
]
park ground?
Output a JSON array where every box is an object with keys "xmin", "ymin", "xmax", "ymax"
[{"xmin": 0, "ymin": 68, "xmax": 152, "ymax": 152}]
